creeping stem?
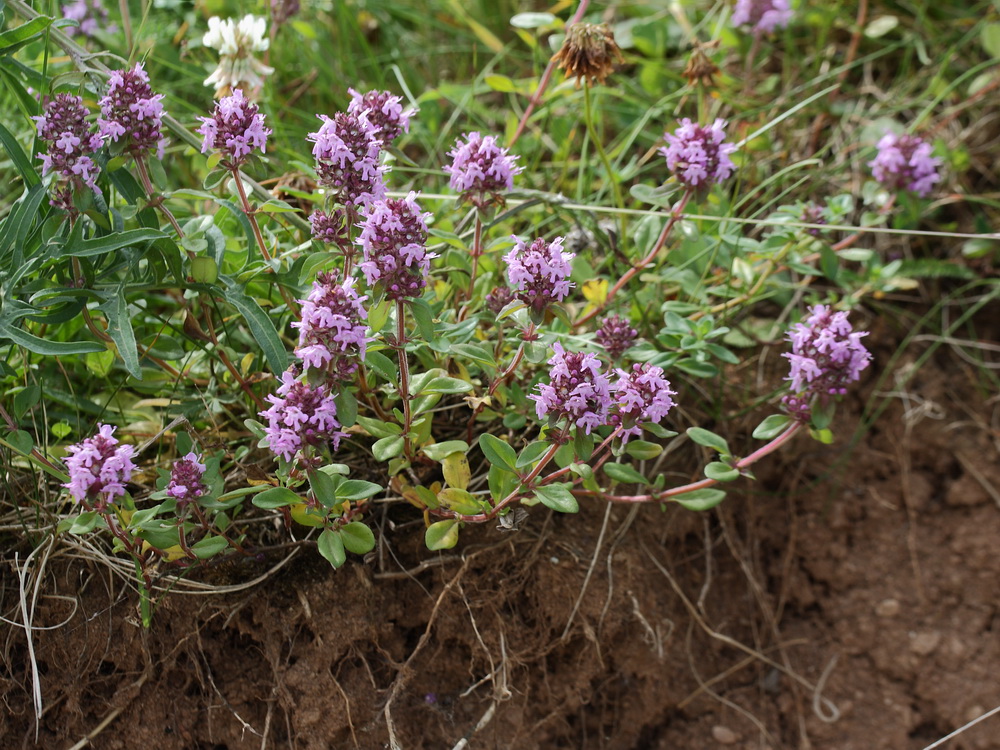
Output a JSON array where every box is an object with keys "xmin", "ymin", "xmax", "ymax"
[
  {"xmin": 575, "ymin": 189, "xmax": 693, "ymax": 328},
  {"xmin": 395, "ymin": 300, "xmax": 413, "ymax": 459}
]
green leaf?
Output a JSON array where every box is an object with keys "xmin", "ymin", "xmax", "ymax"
[
  {"xmin": 356, "ymin": 416, "xmax": 401, "ymax": 439},
  {"xmin": 64, "ymin": 228, "xmax": 167, "ymax": 257},
  {"xmin": 516, "ymin": 441, "xmax": 549, "ymax": 469},
  {"xmin": 68, "ymin": 510, "xmax": 100, "ymax": 535},
  {"xmin": 373, "ymin": 435, "xmax": 404, "ymax": 461},
  {"xmin": 334, "ymin": 389, "xmax": 357, "ymax": 428},
  {"xmin": 0, "ymin": 324, "xmax": 105, "ymax": 355},
  {"xmin": 425, "ymin": 519, "xmax": 461, "ymax": 550},
  {"xmin": 485, "ymin": 74, "xmax": 516, "ymax": 92},
  {"xmin": 335, "ymin": 479, "xmax": 383, "ymax": 501},
  {"xmin": 510, "ymin": 11, "xmax": 557, "ymax": 28},
  {"xmin": 98, "ymin": 291, "xmax": 141, "ymax": 379},
  {"xmin": 409, "ymin": 298, "xmax": 437, "ymax": 343},
  {"xmin": 6, "ymin": 429, "xmax": 33, "ymax": 456},
  {"xmin": 533, "ymin": 484, "xmax": 579, "ymax": 513},
  {"xmin": 0, "ymin": 16, "xmax": 55, "ymax": 52},
  {"xmin": 704, "ymin": 462, "xmax": 740, "ymax": 482},
  {"xmin": 752, "ymin": 414, "xmax": 792, "ymax": 440},
  {"xmin": 450, "ymin": 343, "xmax": 496, "ymax": 369},
  {"xmin": 221, "ymin": 279, "xmax": 289, "ymax": 375},
  {"xmin": 309, "ymin": 469, "xmax": 338, "ymax": 508},
  {"xmin": 624, "ymin": 440, "xmax": 662, "ymax": 460},
  {"xmin": 191, "ymin": 535, "xmax": 229, "ymax": 559},
  {"xmin": 0, "ymin": 121, "xmax": 40, "ymax": 186},
  {"xmin": 12, "ymin": 385, "xmax": 40, "ymax": 419},
  {"xmin": 686, "ymin": 427, "xmax": 730, "ymax": 456},
  {"xmin": 479, "ymin": 433, "xmax": 518, "ymax": 473},
  {"xmin": 317, "ymin": 528, "xmax": 346, "ymax": 568},
  {"xmin": 488, "ymin": 463, "xmax": 518, "ymax": 502},
  {"xmin": 980, "ymin": 22, "xmax": 1000, "ymax": 57},
  {"xmin": 672, "ymin": 488, "xmax": 726, "ymax": 511},
  {"xmin": 252, "ymin": 487, "xmax": 301, "ymax": 509},
  {"xmin": 365, "ymin": 351, "xmax": 398, "ymax": 381},
  {"xmin": 417, "ymin": 376, "xmax": 473, "ymax": 395},
  {"xmin": 422, "ymin": 440, "xmax": 469, "ymax": 461},
  {"xmin": 340, "ymin": 522, "xmax": 376, "ymax": 554},
  {"xmin": 603, "ymin": 463, "xmax": 649, "ymax": 486},
  {"xmin": 367, "ymin": 300, "xmax": 391, "ymax": 333}
]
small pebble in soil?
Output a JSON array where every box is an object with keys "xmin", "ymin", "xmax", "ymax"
[
  {"xmin": 875, "ymin": 598, "xmax": 900, "ymax": 617},
  {"xmin": 711, "ymin": 725, "xmax": 740, "ymax": 744},
  {"xmin": 909, "ymin": 630, "xmax": 942, "ymax": 656}
]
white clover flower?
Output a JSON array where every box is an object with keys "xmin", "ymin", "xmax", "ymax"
[{"xmin": 203, "ymin": 15, "xmax": 274, "ymax": 98}]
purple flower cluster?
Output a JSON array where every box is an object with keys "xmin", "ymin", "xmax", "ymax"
[
  {"xmin": 32, "ymin": 94, "xmax": 104, "ymax": 211},
  {"xmin": 595, "ymin": 314, "xmax": 638, "ymax": 359},
  {"xmin": 292, "ymin": 272, "xmax": 368, "ymax": 380},
  {"xmin": 503, "ymin": 236, "xmax": 575, "ymax": 313},
  {"xmin": 260, "ymin": 370, "xmax": 344, "ymax": 462},
  {"xmin": 197, "ymin": 89, "xmax": 270, "ymax": 166},
  {"xmin": 800, "ymin": 202, "xmax": 827, "ymax": 236},
  {"xmin": 357, "ymin": 193, "xmax": 436, "ymax": 300},
  {"xmin": 485, "ymin": 285, "xmax": 515, "ymax": 315},
  {"xmin": 531, "ymin": 344, "xmax": 612, "ymax": 435},
  {"xmin": 661, "ymin": 118, "xmax": 737, "ymax": 189},
  {"xmin": 782, "ymin": 305, "xmax": 872, "ymax": 422},
  {"xmin": 309, "ymin": 209, "xmax": 350, "ymax": 247},
  {"xmin": 98, "ymin": 63, "xmax": 166, "ymax": 159},
  {"xmin": 348, "ymin": 88, "xmax": 413, "ymax": 142},
  {"xmin": 611, "ymin": 364, "xmax": 676, "ymax": 442},
  {"xmin": 869, "ymin": 132, "xmax": 941, "ymax": 198},
  {"xmin": 732, "ymin": 0, "xmax": 793, "ymax": 35},
  {"xmin": 63, "ymin": 424, "xmax": 136, "ymax": 506},
  {"xmin": 167, "ymin": 452, "xmax": 207, "ymax": 503},
  {"xmin": 307, "ymin": 111, "xmax": 386, "ymax": 209},
  {"xmin": 444, "ymin": 132, "xmax": 523, "ymax": 209},
  {"xmin": 62, "ymin": 0, "xmax": 115, "ymax": 38}
]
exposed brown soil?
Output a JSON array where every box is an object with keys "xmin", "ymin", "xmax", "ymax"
[{"xmin": 3, "ymin": 309, "xmax": 1000, "ymax": 750}]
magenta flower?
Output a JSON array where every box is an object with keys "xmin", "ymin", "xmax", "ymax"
[
  {"xmin": 503, "ymin": 236, "xmax": 575, "ymax": 313},
  {"xmin": 348, "ymin": 88, "xmax": 413, "ymax": 142},
  {"xmin": 444, "ymin": 132, "xmax": 523, "ymax": 209},
  {"xmin": 357, "ymin": 193, "xmax": 436, "ymax": 300},
  {"xmin": 63, "ymin": 424, "xmax": 136, "ymax": 506},
  {"xmin": 595, "ymin": 314, "xmax": 638, "ymax": 360},
  {"xmin": 62, "ymin": 0, "xmax": 115, "ymax": 38},
  {"xmin": 732, "ymin": 0, "xmax": 793, "ymax": 35},
  {"xmin": 32, "ymin": 93, "xmax": 104, "ymax": 212},
  {"xmin": 531, "ymin": 343, "xmax": 612, "ymax": 435},
  {"xmin": 98, "ymin": 62, "xmax": 166, "ymax": 159},
  {"xmin": 660, "ymin": 118, "xmax": 737, "ymax": 189},
  {"xmin": 781, "ymin": 305, "xmax": 872, "ymax": 422},
  {"xmin": 292, "ymin": 272, "xmax": 368, "ymax": 380},
  {"xmin": 197, "ymin": 88, "xmax": 270, "ymax": 166},
  {"xmin": 869, "ymin": 132, "xmax": 941, "ymax": 198},
  {"xmin": 307, "ymin": 111, "xmax": 386, "ymax": 209},
  {"xmin": 167, "ymin": 452, "xmax": 207, "ymax": 503},
  {"xmin": 611, "ymin": 364, "xmax": 676, "ymax": 442},
  {"xmin": 260, "ymin": 370, "xmax": 344, "ymax": 462}
]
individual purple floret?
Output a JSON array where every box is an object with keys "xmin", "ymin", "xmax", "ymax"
[
  {"xmin": 781, "ymin": 305, "xmax": 872, "ymax": 422},
  {"xmin": 347, "ymin": 89, "xmax": 413, "ymax": 142},
  {"xmin": 357, "ymin": 193, "xmax": 436, "ymax": 300},
  {"xmin": 732, "ymin": 0, "xmax": 793, "ymax": 35},
  {"xmin": 611, "ymin": 363, "xmax": 676, "ymax": 442},
  {"xmin": 444, "ymin": 132, "xmax": 523, "ymax": 210},
  {"xmin": 307, "ymin": 111, "xmax": 387, "ymax": 209},
  {"xmin": 167, "ymin": 452, "xmax": 207, "ymax": 503},
  {"xmin": 869, "ymin": 132, "xmax": 941, "ymax": 198},
  {"xmin": 310, "ymin": 209, "xmax": 350, "ymax": 247},
  {"xmin": 260, "ymin": 369, "xmax": 344, "ymax": 462},
  {"xmin": 660, "ymin": 118, "xmax": 737, "ymax": 189},
  {"xmin": 63, "ymin": 424, "xmax": 136, "ymax": 507},
  {"xmin": 292, "ymin": 272, "xmax": 368, "ymax": 380},
  {"xmin": 503, "ymin": 236, "xmax": 575, "ymax": 314},
  {"xmin": 595, "ymin": 314, "xmax": 638, "ymax": 360},
  {"xmin": 531, "ymin": 343, "xmax": 612, "ymax": 435},
  {"xmin": 197, "ymin": 88, "xmax": 271, "ymax": 167},
  {"xmin": 98, "ymin": 62, "xmax": 166, "ymax": 159},
  {"xmin": 62, "ymin": 0, "xmax": 115, "ymax": 38},
  {"xmin": 32, "ymin": 93, "xmax": 104, "ymax": 212}
]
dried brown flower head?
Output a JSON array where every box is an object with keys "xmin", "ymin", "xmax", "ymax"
[
  {"xmin": 682, "ymin": 40, "xmax": 721, "ymax": 88},
  {"xmin": 552, "ymin": 23, "xmax": 624, "ymax": 87}
]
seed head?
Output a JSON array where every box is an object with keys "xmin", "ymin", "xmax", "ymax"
[{"xmin": 552, "ymin": 22, "xmax": 624, "ymax": 87}]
